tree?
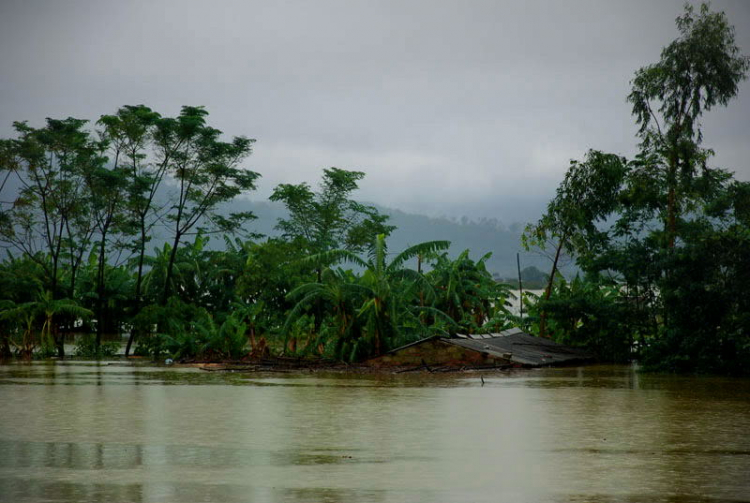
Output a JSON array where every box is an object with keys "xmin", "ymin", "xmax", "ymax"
[
  {"xmin": 283, "ymin": 267, "xmax": 362, "ymax": 359},
  {"xmin": 80, "ymin": 148, "xmax": 130, "ymax": 349},
  {"xmin": 0, "ymin": 105, "xmax": 262, "ymax": 360},
  {"xmin": 0, "ymin": 290, "xmax": 93, "ymax": 359},
  {"xmin": 157, "ymin": 106, "xmax": 259, "ymax": 304},
  {"xmin": 523, "ymin": 150, "xmax": 627, "ymax": 337},
  {"xmin": 533, "ymin": 3, "xmax": 750, "ymax": 372},
  {"xmin": 97, "ymin": 105, "xmax": 163, "ymax": 355},
  {"xmin": 271, "ymin": 168, "xmax": 395, "ymax": 343},
  {"xmin": 76, "ymin": 252, "xmax": 132, "ymax": 341},
  {"xmin": 628, "ymin": 3, "xmax": 749, "ymax": 248},
  {"xmin": 0, "ymin": 118, "xmax": 104, "ymax": 356},
  {"xmin": 236, "ymin": 238, "xmax": 311, "ymax": 334},
  {"xmin": 140, "ymin": 235, "xmax": 206, "ymax": 307},
  {"xmin": 270, "ymin": 167, "xmax": 394, "ymax": 255},
  {"xmin": 524, "ymin": 274, "xmax": 634, "ymax": 363},
  {"xmin": 0, "ymin": 140, "xmax": 15, "ymax": 229},
  {"xmin": 0, "ymin": 253, "xmax": 46, "ymax": 357}
]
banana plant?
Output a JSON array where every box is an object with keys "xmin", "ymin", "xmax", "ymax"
[
  {"xmin": 427, "ymin": 250, "xmax": 514, "ymax": 334},
  {"xmin": 284, "ymin": 267, "xmax": 364, "ymax": 359},
  {"xmin": 0, "ymin": 290, "xmax": 93, "ymax": 358},
  {"xmin": 287, "ymin": 234, "xmax": 451, "ymax": 361}
]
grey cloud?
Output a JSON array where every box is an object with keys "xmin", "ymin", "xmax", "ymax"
[{"xmin": 1, "ymin": 0, "xmax": 748, "ymax": 224}]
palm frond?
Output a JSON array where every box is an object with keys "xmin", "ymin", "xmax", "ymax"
[
  {"xmin": 300, "ymin": 249, "xmax": 368, "ymax": 270},
  {"xmin": 389, "ymin": 240, "xmax": 451, "ymax": 271}
]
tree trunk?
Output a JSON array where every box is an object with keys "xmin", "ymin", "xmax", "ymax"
[
  {"xmin": 665, "ymin": 136, "xmax": 680, "ymax": 250},
  {"xmin": 95, "ymin": 230, "xmax": 108, "ymax": 351},
  {"xmin": 125, "ymin": 224, "xmax": 148, "ymax": 356},
  {"xmin": 162, "ymin": 233, "xmax": 181, "ymax": 305},
  {"xmin": 539, "ymin": 234, "xmax": 566, "ymax": 339},
  {"xmin": 516, "ymin": 252, "xmax": 524, "ymax": 321},
  {"xmin": 666, "ymin": 185, "xmax": 677, "ymax": 249}
]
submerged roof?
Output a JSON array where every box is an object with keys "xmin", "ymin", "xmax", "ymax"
[
  {"xmin": 382, "ymin": 328, "xmax": 594, "ymax": 367},
  {"xmin": 447, "ymin": 328, "xmax": 594, "ymax": 366}
]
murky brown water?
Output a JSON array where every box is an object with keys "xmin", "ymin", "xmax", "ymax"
[{"xmin": 1, "ymin": 362, "xmax": 749, "ymax": 503}]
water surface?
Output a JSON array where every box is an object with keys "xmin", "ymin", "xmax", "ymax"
[{"xmin": 1, "ymin": 362, "xmax": 749, "ymax": 502}]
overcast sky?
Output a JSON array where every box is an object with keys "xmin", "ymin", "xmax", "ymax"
[{"xmin": 1, "ymin": 0, "xmax": 749, "ymax": 223}]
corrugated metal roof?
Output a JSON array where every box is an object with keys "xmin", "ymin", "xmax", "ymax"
[{"xmin": 446, "ymin": 330, "xmax": 593, "ymax": 366}]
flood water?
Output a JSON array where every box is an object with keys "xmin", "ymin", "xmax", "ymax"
[{"xmin": 1, "ymin": 362, "xmax": 749, "ymax": 503}]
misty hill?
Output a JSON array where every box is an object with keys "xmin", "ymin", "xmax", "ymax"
[
  {"xmin": 1, "ymin": 174, "xmax": 550, "ymax": 277},
  {"xmin": 238, "ymin": 199, "xmax": 550, "ymax": 277}
]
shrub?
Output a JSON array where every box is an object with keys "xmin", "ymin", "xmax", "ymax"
[{"xmin": 74, "ymin": 334, "xmax": 120, "ymax": 358}]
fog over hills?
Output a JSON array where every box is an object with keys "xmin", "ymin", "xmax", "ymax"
[
  {"xmin": 0, "ymin": 168, "xmax": 553, "ymax": 278},
  {"xmin": 236, "ymin": 199, "xmax": 553, "ymax": 277}
]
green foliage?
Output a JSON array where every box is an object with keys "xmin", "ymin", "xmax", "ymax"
[
  {"xmin": 0, "ymin": 104, "xmax": 261, "ymax": 356},
  {"xmin": 427, "ymin": 250, "xmax": 514, "ymax": 335},
  {"xmin": 522, "ymin": 150, "xmax": 629, "ymax": 337},
  {"xmin": 4, "ymin": 103, "xmax": 523, "ymax": 365},
  {"xmin": 132, "ymin": 297, "xmax": 249, "ymax": 361},
  {"xmin": 639, "ymin": 182, "xmax": 750, "ymax": 374},
  {"xmin": 156, "ymin": 106, "xmax": 260, "ymax": 303},
  {"xmin": 523, "ymin": 150, "xmax": 628, "ymax": 260},
  {"xmin": 236, "ymin": 238, "xmax": 311, "ymax": 334},
  {"xmin": 3, "ymin": 3, "xmax": 744, "ymax": 374},
  {"xmin": 76, "ymin": 252, "xmax": 133, "ymax": 335},
  {"xmin": 270, "ymin": 167, "xmax": 394, "ymax": 254},
  {"xmin": 132, "ymin": 297, "xmax": 199, "ymax": 358},
  {"xmin": 629, "ymin": 3, "xmax": 749, "ymax": 146},
  {"xmin": 628, "ymin": 2, "xmax": 749, "ymax": 249},
  {"xmin": 98, "ymin": 105, "xmax": 167, "ymax": 355},
  {"xmin": 73, "ymin": 334, "xmax": 120, "ymax": 358},
  {"xmin": 140, "ymin": 234, "xmax": 215, "ymax": 307},
  {"xmin": 0, "ymin": 300, "xmax": 39, "ymax": 359},
  {"xmin": 0, "ymin": 116, "xmax": 105, "ymax": 312},
  {"xmin": 0, "ymin": 290, "xmax": 93, "ymax": 359},
  {"xmin": 285, "ymin": 235, "xmax": 455, "ymax": 362},
  {"xmin": 525, "ymin": 275, "xmax": 635, "ymax": 363},
  {"xmin": 527, "ymin": 3, "xmax": 750, "ymax": 374}
]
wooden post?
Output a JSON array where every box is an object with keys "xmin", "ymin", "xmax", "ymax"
[{"xmin": 516, "ymin": 252, "xmax": 524, "ymax": 321}]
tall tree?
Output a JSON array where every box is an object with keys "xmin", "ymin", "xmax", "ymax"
[
  {"xmin": 628, "ymin": 3, "xmax": 749, "ymax": 248},
  {"xmin": 523, "ymin": 150, "xmax": 627, "ymax": 337},
  {"xmin": 532, "ymin": 3, "xmax": 750, "ymax": 372},
  {"xmin": 97, "ymin": 105, "xmax": 163, "ymax": 355},
  {"xmin": 80, "ymin": 151, "xmax": 128, "ymax": 349},
  {"xmin": 158, "ymin": 106, "xmax": 259, "ymax": 304},
  {"xmin": 0, "ymin": 118, "xmax": 104, "ymax": 356}
]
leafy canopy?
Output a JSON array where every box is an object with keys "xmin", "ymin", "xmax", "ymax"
[{"xmin": 270, "ymin": 167, "xmax": 394, "ymax": 253}]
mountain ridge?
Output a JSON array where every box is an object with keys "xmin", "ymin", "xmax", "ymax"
[{"xmin": 237, "ymin": 199, "xmax": 550, "ymax": 277}]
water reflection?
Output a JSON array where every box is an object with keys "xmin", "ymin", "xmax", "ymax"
[
  {"xmin": 0, "ymin": 440, "xmax": 421, "ymax": 470},
  {"xmin": 1, "ymin": 362, "xmax": 749, "ymax": 503}
]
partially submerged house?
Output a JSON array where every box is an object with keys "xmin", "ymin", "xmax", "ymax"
[{"xmin": 365, "ymin": 328, "xmax": 594, "ymax": 369}]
